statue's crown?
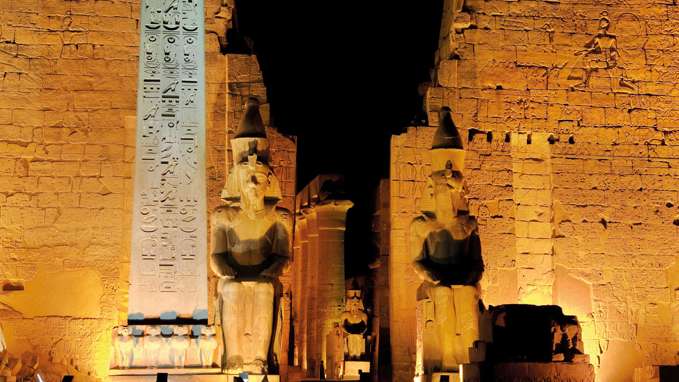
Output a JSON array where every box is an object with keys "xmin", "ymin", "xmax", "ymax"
[
  {"xmin": 431, "ymin": 106, "xmax": 465, "ymax": 174},
  {"xmin": 231, "ymin": 97, "xmax": 270, "ymax": 165},
  {"xmin": 221, "ymin": 97, "xmax": 281, "ymax": 202},
  {"xmin": 347, "ymin": 289, "xmax": 362, "ymax": 299}
]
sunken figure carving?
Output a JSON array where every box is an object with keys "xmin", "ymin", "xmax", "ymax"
[
  {"xmin": 210, "ymin": 97, "xmax": 291, "ymax": 374},
  {"xmin": 341, "ymin": 289, "xmax": 369, "ymax": 360},
  {"xmin": 568, "ymin": 11, "xmax": 635, "ymax": 91},
  {"xmin": 410, "ymin": 107, "xmax": 484, "ymax": 378}
]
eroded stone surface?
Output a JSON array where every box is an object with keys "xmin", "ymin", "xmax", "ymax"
[{"xmin": 0, "ymin": 269, "xmax": 103, "ymax": 318}]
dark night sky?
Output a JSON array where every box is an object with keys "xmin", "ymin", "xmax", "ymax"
[{"xmin": 232, "ymin": 1, "xmax": 443, "ymax": 274}]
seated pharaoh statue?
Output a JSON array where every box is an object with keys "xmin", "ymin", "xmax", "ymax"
[
  {"xmin": 340, "ymin": 289, "xmax": 369, "ymax": 360},
  {"xmin": 210, "ymin": 97, "xmax": 291, "ymax": 374},
  {"xmin": 410, "ymin": 107, "xmax": 484, "ymax": 377}
]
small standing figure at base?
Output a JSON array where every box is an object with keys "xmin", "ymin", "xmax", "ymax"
[
  {"xmin": 210, "ymin": 97, "xmax": 290, "ymax": 375},
  {"xmin": 199, "ymin": 326, "xmax": 218, "ymax": 368},
  {"xmin": 341, "ymin": 289, "xmax": 369, "ymax": 360},
  {"xmin": 410, "ymin": 107, "xmax": 484, "ymax": 376},
  {"xmin": 114, "ymin": 326, "xmax": 134, "ymax": 369},
  {"xmin": 170, "ymin": 326, "xmax": 190, "ymax": 368},
  {"xmin": 144, "ymin": 326, "xmax": 163, "ymax": 368}
]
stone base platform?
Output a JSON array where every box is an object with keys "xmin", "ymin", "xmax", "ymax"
[
  {"xmin": 433, "ymin": 371, "xmax": 460, "ymax": 382},
  {"xmin": 343, "ymin": 360, "xmax": 370, "ymax": 380},
  {"xmin": 491, "ymin": 362, "xmax": 594, "ymax": 382},
  {"xmin": 109, "ymin": 369, "xmax": 278, "ymax": 382}
]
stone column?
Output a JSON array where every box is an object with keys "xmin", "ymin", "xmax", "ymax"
[
  {"xmin": 314, "ymin": 201, "xmax": 353, "ymax": 378},
  {"xmin": 292, "ymin": 212, "xmax": 309, "ymax": 368},
  {"xmin": 293, "ymin": 175, "xmax": 352, "ymax": 378},
  {"xmin": 304, "ymin": 209, "xmax": 321, "ymax": 375}
]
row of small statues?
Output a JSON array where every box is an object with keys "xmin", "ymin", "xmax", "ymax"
[{"xmin": 112, "ymin": 325, "xmax": 218, "ymax": 369}]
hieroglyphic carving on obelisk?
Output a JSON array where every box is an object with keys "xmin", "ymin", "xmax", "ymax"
[{"xmin": 129, "ymin": 0, "xmax": 207, "ymax": 319}]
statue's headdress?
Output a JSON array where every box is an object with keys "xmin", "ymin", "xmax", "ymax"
[
  {"xmin": 221, "ymin": 97, "xmax": 282, "ymax": 202},
  {"xmin": 431, "ymin": 106, "xmax": 465, "ymax": 174},
  {"xmin": 346, "ymin": 289, "xmax": 362, "ymax": 299},
  {"xmin": 420, "ymin": 107, "xmax": 467, "ymax": 213},
  {"xmin": 346, "ymin": 289, "xmax": 364, "ymax": 310}
]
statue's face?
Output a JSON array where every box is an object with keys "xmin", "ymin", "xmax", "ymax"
[
  {"xmin": 347, "ymin": 297, "xmax": 363, "ymax": 313},
  {"xmin": 429, "ymin": 167, "xmax": 468, "ymax": 215},
  {"xmin": 236, "ymin": 163, "xmax": 270, "ymax": 206},
  {"xmin": 431, "ymin": 168, "xmax": 463, "ymax": 193}
]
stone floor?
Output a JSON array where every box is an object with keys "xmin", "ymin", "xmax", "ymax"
[{"xmin": 109, "ymin": 369, "xmax": 278, "ymax": 382}]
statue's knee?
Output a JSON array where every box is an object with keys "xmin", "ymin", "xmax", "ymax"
[
  {"xmin": 255, "ymin": 281, "xmax": 274, "ymax": 292},
  {"xmin": 430, "ymin": 285, "xmax": 453, "ymax": 300},
  {"xmin": 253, "ymin": 282, "xmax": 274, "ymax": 301},
  {"xmin": 220, "ymin": 280, "xmax": 242, "ymax": 298}
]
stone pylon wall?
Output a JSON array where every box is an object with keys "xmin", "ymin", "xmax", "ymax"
[
  {"xmin": 389, "ymin": 1, "xmax": 679, "ymax": 381},
  {"xmin": 0, "ymin": 1, "xmax": 295, "ymax": 381}
]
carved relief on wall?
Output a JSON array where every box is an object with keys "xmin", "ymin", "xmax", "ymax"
[
  {"xmin": 563, "ymin": 11, "xmax": 646, "ymax": 93},
  {"xmin": 129, "ymin": 0, "xmax": 208, "ymax": 319}
]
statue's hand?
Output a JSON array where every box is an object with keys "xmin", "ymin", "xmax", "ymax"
[
  {"xmin": 260, "ymin": 255, "xmax": 288, "ymax": 279},
  {"xmin": 259, "ymin": 268, "xmax": 279, "ymax": 280},
  {"xmin": 219, "ymin": 265, "xmax": 237, "ymax": 278},
  {"xmin": 417, "ymin": 268, "xmax": 440, "ymax": 284},
  {"xmin": 413, "ymin": 261, "xmax": 440, "ymax": 284},
  {"xmin": 425, "ymin": 270, "xmax": 441, "ymax": 285}
]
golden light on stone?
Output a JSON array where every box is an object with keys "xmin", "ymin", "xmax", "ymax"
[{"xmin": 1, "ymin": 0, "xmax": 678, "ymax": 381}]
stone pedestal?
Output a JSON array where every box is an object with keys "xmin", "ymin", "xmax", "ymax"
[
  {"xmin": 416, "ymin": 363, "xmax": 484, "ymax": 382},
  {"xmin": 110, "ymin": 370, "xmax": 278, "ymax": 382},
  {"xmin": 343, "ymin": 361, "xmax": 370, "ymax": 380},
  {"xmin": 224, "ymin": 375, "xmax": 279, "ymax": 382},
  {"xmin": 431, "ymin": 372, "xmax": 460, "ymax": 382}
]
